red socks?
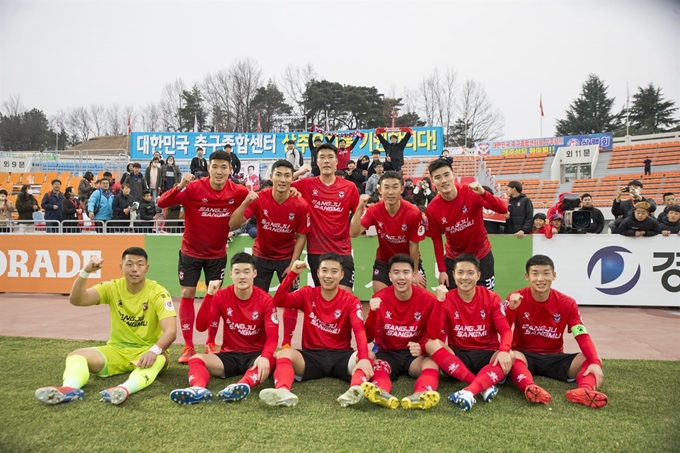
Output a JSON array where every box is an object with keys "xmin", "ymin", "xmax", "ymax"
[
  {"xmin": 282, "ymin": 308, "xmax": 298, "ymax": 346},
  {"xmin": 206, "ymin": 312, "xmax": 220, "ymax": 345},
  {"xmin": 414, "ymin": 368, "xmax": 440, "ymax": 393},
  {"xmin": 179, "ymin": 297, "xmax": 195, "ymax": 347},
  {"xmin": 431, "ymin": 348, "xmax": 475, "ymax": 384},
  {"xmin": 576, "ymin": 361, "xmax": 597, "ymax": 391},
  {"xmin": 510, "ymin": 358, "xmax": 534, "ymax": 392},
  {"xmin": 466, "ymin": 362, "xmax": 505, "ymax": 395},
  {"xmin": 370, "ymin": 359, "xmax": 393, "ymax": 392},
  {"xmin": 273, "ymin": 357, "xmax": 294, "ymax": 390},
  {"xmin": 187, "ymin": 357, "xmax": 210, "ymax": 388}
]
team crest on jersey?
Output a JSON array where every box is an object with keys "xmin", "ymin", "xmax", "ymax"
[
  {"xmin": 228, "ymin": 199, "xmax": 235, "ymax": 204},
  {"xmin": 227, "ymin": 308, "xmax": 233, "ymax": 317},
  {"xmin": 377, "ymin": 221, "xmax": 384, "ymax": 229},
  {"xmin": 339, "ymin": 191, "xmax": 345, "ymax": 198},
  {"xmin": 263, "ymin": 209, "xmax": 269, "ymax": 216},
  {"xmin": 462, "ymin": 205, "xmax": 468, "ymax": 213},
  {"xmin": 454, "ymin": 311, "xmax": 460, "ymax": 319},
  {"xmin": 356, "ymin": 309, "xmax": 364, "ymax": 321},
  {"xmin": 441, "ymin": 217, "xmax": 448, "ymax": 224},
  {"xmin": 178, "ymin": 271, "xmax": 184, "ymax": 280},
  {"xmin": 480, "ymin": 309, "xmax": 486, "ymax": 318},
  {"xmin": 271, "ymin": 312, "xmax": 279, "ymax": 324},
  {"xmin": 164, "ymin": 300, "xmax": 173, "ymax": 311},
  {"xmin": 118, "ymin": 300, "xmax": 123, "ymax": 307},
  {"xmin": 312, "ymin": 189, "xmax": 319, "ymax": 196},
  {"xmin": 401, "ymin": 223, "xmax": 407, "ymax": 231},
  {"xmin": 142, "ymin": 302, "xmax": 148, "ymax": 311},
  {"xmin": 202, "ymin": 198, "xmax": 208, "ymax": 203},
  {"xmin": 334, "ymin": 309, "xmax": 342, "ymax": 319},
  {"xmin": 385, "ymin": 311, "xmax": 392, "ymax": 319},
  {"xmin": 524, "ymin": 311, "xmax": 531, "ymax": 320},
  {"xmin": 414, "ymin": 311, "xmax": 422, "ymax": 321},
  {"xmin": 553, "ymin": 313, "xmax": 561, "ymax": 322},
  {"xmin": 417, "ymin": 225, "xmax": 425, "ymax": 236},
  {"xmin": 288, "ymin": 212, "xmax": 295, "ymax": 220},
  {"xmin": 311, "ymin": 301, "xmax": 316, "ymax": 308},
  {"xmin": 252, "ymin": 311, "xmax": 259, "ymax": 320}
]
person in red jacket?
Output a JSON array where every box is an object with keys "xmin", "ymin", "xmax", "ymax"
[
  {"xmin": 169, "ymin": 253, "xmax": 279, "ymax": 405},
  {"xmin": 505, "ymin": 254, "xmax": 608, "ymax": 408}
]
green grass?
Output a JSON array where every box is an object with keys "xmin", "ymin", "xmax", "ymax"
[{"xmin": 1, "ymin": 336, "xmax": 679, "ymax": 453}]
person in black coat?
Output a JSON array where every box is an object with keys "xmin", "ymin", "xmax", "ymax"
[
  {"xmin": 111, "ymin": 183, "xmax": 134, "ymax": 232},
  {"xmin": 375, "ymin": 127, "xmax": 413, "ymax": 174},
  {"xmin": 618, "ymin": 201, "xmax": 659, "ymax": 237},
  {"xmin": 223, "ymin": 144, "xmax": 241, "ymax": 176},
  {"xmin": 190, "ymin": 147, "xmax": 208, "ymax": 177},
  {"xmin": 344, "ymin": 160, "xmax": 365, "ymax": 194},
  {"xmin": 41, "ymin": 179, "xmax": 64, "ymax": 233},
  {"xmin": 61, "ymin": 187, "xmax": 82, "ymax": 233},
  {"xmin": 504, "ymin": 180, "xmax": 534, "ymax": 237},
  {"xmin": 579, "ymin": 193, "xmax": 605, "ymax": 234},
  {"xmin": 610, "ymin": 180, "xmax": 656, "ymax": 233},
  {"xmin": 657, "ymin": 205, "xmax": 680, "ymax": 236}
]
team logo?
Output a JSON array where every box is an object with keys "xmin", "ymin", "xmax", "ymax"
[
  {"xmin": 164, "ymin": 300, "xmax": 174, "ymax": 311},
  {"xmin": 401, "ymin": 223, "xmax": 407, "ymax": 231},
  {"xmin": 480, "ymin": 309, "xmax": 486, "ymax": 319},
  {"xmin": 252, "ymin": 311, "xmax": 259, "ymax": 320},
  {"xmin": 417, "ymin": 225, "xmax": 425, "ymax": 236},
  {"xmin": 339, "ymin": 191, "xmax": 345, "ymax": 198},
  {"xmin": 567, "ymin": 138, "xmax": 580, "ymax": 146},
  {"xmin": 263, "ymin": 209, "xmax": 269, "ymax": 217},
  {"xmin": 374, "ymin": 269, "xmax": 379, "ymax": 276},
  {"xmin": 523, "ymin": 311, "xmax": 530, "ymax": 320},
  {"xmin": 271, "ymin": 312, "xmax": 279, "ymax": 324},
  {"xmin": 179, "ymin": 271, "xmax": 184, "ymax": 280},
  {"xmin": 587, "ymin": 246, "xmax": 641, "ymax": 295},
  {"xmin": 227, "ymin": 308, "xmax": 233, "ymax": 317},
  {"xmin": 441, "ymin": 217, "xmax": 447, "ymax": 224},
  {"xmin": 202, "ymin": 198, "xmax": 208, "ymax": 203},
  {"xmin": 553, "ymin": 313, "xmax": 561, "ymax": 322},
  {"xmin": 414, "ymin": 311, "xmax": 422, "ymax": 321},
  {"xmin": 228, "ymin": 199, "xmax": 235, "ymax": 204},
  {"xmin": 377, "ymin": 221, "xmax": 384, "ymax": 229},
  {"xmin": 454, "ymin": 311, "xmax": 460, "ymax": 319},
  {"xmin": 311, "ymin": 301, "xmax": 316, "ymax": 308},
  {"xmin": 462, "ymin": 205, "xmax": 468, "ymax": 213},
  {"xmin": 142, "ymin": 302, "xmax": 148, "ymax": 311},
  {"xmin": 312, "ymin": 189, "xmax": 319, "ymax": 196},
  {"xmin": 385, "ymin": 310, "xmax": 392, "ymax": 319},
  {"xmin": 288, "ymin": 212, "xmax": 295, "ymax": 220},
  {"xmin": 118, "ymin": 300, "xmax": 123, "ymax": 307},
  {"xmin": 334, "ymin": 309, "xmax": 342, "ymax": 319}
]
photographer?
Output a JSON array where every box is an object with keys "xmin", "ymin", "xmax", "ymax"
[
  {"xmin": 610, "ymin": 180, "xmax": 656, "ymax": 233},
  {"xmin": 413, "ymin": 177, "xmax": 436, "ymax": 207}
]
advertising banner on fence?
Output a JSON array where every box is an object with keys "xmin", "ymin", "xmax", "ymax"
[
  {"xmin": 476, "ymin": 132, "xmax": 613, "ymax": 156},
  {"xmin": 129, "ymin": 127, "xmax": 445, "ymax": 161},
  {"xmin": 532, "ymin": 235, "xmax": 680, "ymax": 307},
  {"xmin": 0, "ymin": 235, "xmax": 145, "ymax": 294}
]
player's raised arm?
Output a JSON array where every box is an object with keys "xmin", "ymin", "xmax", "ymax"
[
  {"xmin": 350, "ymin": 194, "xmax": 370, "ymax": 238},
  {"xmin": 229, "ymin": 191, "xmax": 258, "ymax": 229},
  {"xmin": 69, "ymin": 257, "xmax": 103, "ymax": 306}
]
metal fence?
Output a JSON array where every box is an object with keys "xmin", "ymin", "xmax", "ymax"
[{"xmin": 1, "ymin": 218, "xmax": 186, "ymax": 234}]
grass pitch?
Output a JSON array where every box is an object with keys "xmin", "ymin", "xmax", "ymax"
[{"xmin": 1, "ymin": 336, "xmax": 679, "ymax": 453}]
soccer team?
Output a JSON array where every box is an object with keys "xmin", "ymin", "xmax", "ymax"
[{"xmin": 34, "ymin": 145, "xmax": 608, "ymax": 411}]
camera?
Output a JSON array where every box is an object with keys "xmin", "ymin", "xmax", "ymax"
[
  {"xmin": 131, "ymin": 202, "xmax": 140, "ymax": 210},
  {"xmin": 621, "ymin": 186, "xmax": 630, "ymax": 192},
  {"xmin": 560, "ymin": 194, "xmax": 591, "ymax": 232}
]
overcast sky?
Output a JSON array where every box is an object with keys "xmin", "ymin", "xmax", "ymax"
[{"xmin": 1, "ymin": 0, "xmax": 678, "ymax": 140}]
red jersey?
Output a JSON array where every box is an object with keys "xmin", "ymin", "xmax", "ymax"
[
  {"xmin": 426, "ymin": 184, "xmax": 508, "ymax": 271},
  {"xmin": 505, "ymin": 287, "xmax": 584, "ymax": 354},
  {"xmin": 360, "ymin": 200, "xmax": 426, "ymax": 263},
  {"xmin": 196, "ymin": 285, "xmax": 279, "ymax": 359},
  {"xmin": 273, "ymin": 271, "xmax": 369, "ymax": 359},
  {"xmin": 157, "ymin": 177, "xmax": 248, "ymax": 260},
  {"xmin": 365, "ymin": 286, "xmax": 441, "ymax": 351},
  {"xmin": 441, "ymin": 287, "xmax": 511, "ymax": 352},
  {"xmin": 337, "ymin": 148, "xmax": 351, "ymax": 171},
  {"xmin": 291, "ymin": 176, "xmax": 359, "ymax": 255},
  {"xmin": 244, "ymin": 190, "xmax": 311, "ymax": 261}
]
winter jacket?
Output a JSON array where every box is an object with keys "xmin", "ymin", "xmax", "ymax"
[
  {"xmin": 612, "ymin": 196, "xmax": 656, "ymax": 218},
  {"xmin": 618, "ymin": 216, "xmax": 659, "ymax": 237},
  {"xmin": 126, "ymin": 173, "xmax": 148, "ymax": 203},
  {"xmin": 78, "ymin": 178, "xmax": 94, "ymax": 200},
  {"xmin": 377, "ymin": 132, "xmax": 411, "ymax": 167},
  {"xmin": 580, "ymin": 206, "xmax": 605, "ymax": 234},
  {"xmin": 657, "ymin": 218, "xmax": 680, "ymax": 235},
  {"xmin": 190, "ymin": 157, "xmax": 208, "ymax": 176},
  {"xmin": 41, "ymin": 191, "xmax": 65, "ymax": 221},
  {"xmin": 87, "ymin": 189, "xmax": 115, "ymax": 221},
  {"xmin": 505, "ymin": 194, "xmax": 534, "ymax": 234},
  {"xmin": 16, "ymin": 194, "xmax": 38, "ymax": 221},
  {"xmin": 62, "ymin": 197, "xmax": 81, "ymax": 223},
  {"xmin": 112, "ymin": 193, "xmax": 133, "ymax": 220}
]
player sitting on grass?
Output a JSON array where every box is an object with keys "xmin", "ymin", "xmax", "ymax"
[
  {"xmin": 506, "ymin": 254, "xmax": 608, "ymax": 409},
  {"xmin": 258, "ymin": 254, "xmax": 373, "ymax": 408},
  {"xmin": 35, "ymin": 248, "xmax": 177, "ymax": 406},
  {"xmin": 362, "ymin": 254, "xmax": 442, "ymax": 410},
  {"xmin": 170, "ymin": 252, "xmax": 278, "ymax": 404},
  {"xmin": 425, "ymin": 254, "xmax": 513, "ymax": 412}
]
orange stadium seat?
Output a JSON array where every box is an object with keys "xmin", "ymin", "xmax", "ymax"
[
  {"xmin": 30, "ymin": 171, "xmax": 46, "ymax": 184},
  {"xmin": 8, "ymin": 173, "xmax": 23, "ymax": 185},
  {"xmin": 0, "ymin": 172, "xmax": 8, "ymax": 183},
  {"xmin": 45, "ymin": 171, "xmax": 58, "ymax": 183}
]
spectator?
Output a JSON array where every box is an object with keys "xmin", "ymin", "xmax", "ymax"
[
  {"xmin": 402, "ymin": 178, "xmax": 415, "ymax": 200},
  {"xmin": 440, "ymin": 149, "xmax": 454, "ymax": 164},
  {"xmin": 504, "ymin": 180, "xmax": 534, "ymax": 237},
  {"xmin": 657, "ymin": 204, "xmax": 680, "ymax": 236},
  {"xmin": 145, "ymin": 156, "xmax": 163, "ymax": 201},
  {"xmin": 383, "ymin": 154, "xmax": 396, "ymax": 172},
  {"xmin": 0, "ymin": 188, "xmax": 13, "ymax": 233},
  {"xmin": 61, "ymin": 187, "xmax": 83, "ymax": 233},
  {"xmin": 644, "ymin": 156, "xmax": 652, "ymax": 176},
  {"xmin": 579, "ymin": 193, "xmax": 605, "ymax": 234},
  {"xmin": 161, "ymin": 155, "xmax": 181, "ymax": 193},
  {"xmin": 610, "ymin": 180, "xmax": 656, "ymax": 233},
  {"xmin": 285, "ymin": 139, "xmax": 303, "ymax": 170},
  {"xmin": 136, "ymin": 190, "xmax": 159, "ymax": 234},
  {"xmin": 413, "ymin": 177, "xmax": 436, "ymax": 207},
  {"xmin": 364, "ymin": 163, "xmax": 384, "ymax": 197},
  {"xmin": 656, "ymin": 192, "xmax": 676, "ymax": 224},
  {"xmin": 111, "ymin": 183, "xmax": 134, "ymax": 232},
  {"xmin": 15, "ymin": 184, "xmax": 39, "ymax": 232},
  {"xmin": 618, "ymin": 201, "xmax": 658, "ymax": 237},
  {"xmin": 550, "ymin": 213, "xmax": 567, "ymax": 234},
  {"xmin": 331, "ymin": 136, "xmax": 360, "ymax": 172},
  {"xmin": 366, "ymin": 150, "xmax": 383, "ymax": 178},
  {"xmin": 164, "ymin": 204, "xmax": 183, "ymax": 234},
  {"xmin": 190, "ymin": 147, "xmax": 208, "ymax": 178},
  {"xmin": 104, "ymin": 171, "xmax": 121, "ymax": 195},
  {"xmin": 482, "ymin": 185, "xmax": 504, "ymax": 234},
  {"xmin": 356, "ymin": 154, "xmax": 370, "ymax": 173},
  {"xmin": 150, "ymin": 151, "xmax": 165, "ymax": 166},
  {"xmin": 120, "ymin": 163, "xmax": 134, "ymax": 185},
  {"xmin": 87, "ymin": 179, "xmax": 114, "ymax": 232},
  {"xmin": 307, "ymin": 132, "xmax": 333, "ymax": 176},
  {"xmin": 530, "ymin": 213, "xmax": 553, "ymax": 238},
  {"xmin": 375, "ymin": 127, "xmax": 413, "ymax": 174},
  {"xmin": 223, "ymin": 144, "xmax": 241, "ymax": 175},
  {"xmin": 41, "ymin": 179, "xmax": 64, "ymax": 233},
  {"xmin": 344, "ymin": 160, "xmax": 365, "ymax": 194},
  {"xmin": 78, "ymin": 171, "xmax": 95, "ymax": 200},
  {"xmin": 127, "ymin": 163, "xmax": 148, "ymax": 203}
]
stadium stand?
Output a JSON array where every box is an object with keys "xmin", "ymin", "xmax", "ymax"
[{"xmin": 608, "ymin": 141, "xmax": 680, "ymax": 169}]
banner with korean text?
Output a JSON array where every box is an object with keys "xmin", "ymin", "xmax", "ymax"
[{"xmin": 475, "ymin": 132, "xmax": 614, "ymax": 156}]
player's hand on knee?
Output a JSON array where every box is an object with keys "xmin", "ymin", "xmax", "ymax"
[
  {"xmin": 251, "ymin": 357, "xmax": 270, "ymax": 382},
  {"xmin": 584, "ymin": 363, "xmax": 604, "ymax": 388},
  {"xmin": 507, "ymin": 293, "xmax": 523, "ymax": 310},
  {"xmin": 207, "ymin": 280, "xmax": 223, "ymax": 296},
  {"xmin": 408, "ymin": 341, "xmax": 422, "ymax": 357},
  {"xmin": 493, "ymin": 351, "xmax": 513, "ymax": 375},
  {"xmin": 435, "ymin": 284, "xmax": 448, "ymax": 301},
  {"xmin": 84, "ymin": 256, "xmax": 104, "ymax": 273},
  {"xmin": 353, "ymin": 358, "xmax": 374, "ymax": 380},
  {"xmin": 137, "ymin": 351, "xmax": 157, "ymax": 368},
  {"xmin": 369, "ymin": 297, "xmax": 381, "ymax": 311}
]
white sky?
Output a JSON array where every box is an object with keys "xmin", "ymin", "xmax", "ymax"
[{"xmin": 1, "ymin": 0, "xmax": 678, "ymax": 140}]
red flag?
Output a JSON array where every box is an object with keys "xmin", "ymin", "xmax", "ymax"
[
  {"xmin": 127, "ymin": 117, "xmax": 131, "ymax": 135},
  {"xmin": 539, "ymin": 95, "xmax": 544, "ymax": 117},
  {"xmin": 257, "ymin": 114, "xmax": 262, "ymax": 132}
]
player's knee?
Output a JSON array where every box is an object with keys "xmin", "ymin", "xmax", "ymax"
[
  {"xmin": 513, "ymin": 351, "xmax": 527, "ymax": 364},
  {"xmin": 424, "ymin": 338, "xmax": 443, "ymax": 356},
  {"xmin": 180, "ymin": 287, "xmax": 197, "ymax": 298}
]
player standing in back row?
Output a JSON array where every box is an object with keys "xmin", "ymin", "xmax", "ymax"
[{"xmin": 157, "ymin": 150, "xmax": 249, "ymax": 363}]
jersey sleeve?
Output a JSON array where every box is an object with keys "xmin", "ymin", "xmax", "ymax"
[
  {"xmin": 243, "ymin": 196, "xmax": 260, "ymax": 220},
  {"xmin": 360, "ymin": 205, "xmax": 375, "ymax": 230},
  {"xmin": 348, "ymin": 297, "xmax": 369, "ymax": 360},
  {"xmin": 151, "ymin": 285, "xmax": 177, "ymax": 321},
  {"xmin": 195, "ymin": 292, "xmax": 222, "ymax": 332},
  {"xmin": 408, "ymin": 209, "xmax": 426, "ymax": 243},
  {"xmin": 295, "ymin": 200, "xmax": 311, "ymax": 235},
  {"xmin": 272, "ymin": 271, "xmax": 306, "ymax": 309},
  {"xmin": 93, "ymin": 281, "xmax": 113, "ymax": 306},
  {"xmin": 480, "ymin": 190, "xmax": 508, "ymax": 214},
  {"xmin": 157, "ymin": 184, "xmax": 190, "ymax": 208},
  {"xmin": 261, "ymin": 298, "xmax": 279, "ymax": 360},
  {"xmin": 364, "ymin": 307, "xmax": 379, "ymax": 344},
  {"xmin": 491, "ymin": 293, "xmax": 511, "ymax": 352}
]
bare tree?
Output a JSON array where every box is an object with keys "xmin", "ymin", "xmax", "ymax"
[
  {"xmin": 282, "ymin": 63, "xmax": 316, "ymax": 117},
  {"xmin": 159, "ymin": 78, "xmax": 186, "ymax": 131},
  {"xmin": 418, "ymin": 67, "xmax": 458, "ymax": 132},
  {"xmin": 202, "ymin": 70, "xmax": 232, "ymax": 131},
  {"xmin": 457, "ymin": 79, "xmax": 505, "ymax": 143},
  {"xmin": 65, "ymin": 106, "xmax": 92, "ymax": 144},
  {"xmin": 122, "ymin": 104, "xmax": 135, "ymax": 133},
  {"xmin": 2, "ymin": 95, "xmax": 24, "ymax": 116},
  {"xmin": 106, "ymin": 104, "xmax": 122, "ymax": 135},
  {"xmin": 228, "ymin": 58, "xmax": 263, "ymax": 132},
  {"xmin": 89, "ymin": 104, "xmax": 106, "ymax": 136},
  {"xmin": 140, "ymin": 103, "xmax": 161, "ymax": 132}
]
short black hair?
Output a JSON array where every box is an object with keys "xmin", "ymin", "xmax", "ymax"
[
  {"xmin": 231, "ymin": 251, "xmax": 255, "ymax": 267},
  {"xmin": 103, "ymin": 171, "xmax": 112, "ymax": 178},
  {"xmin": 209, "ymin": 150, "xmax": 232, "ymax": 163},
  {"xmin": 313, "ymin": 136, "xmax": 322, "ymax": 143},
  {"xmin": 388, "ymin": 253, "xmax": 414, "ymax": 271},
  {"xmin": 347, "ymin": 159, "xmax": 356, "ymax": 165},
  {"xmin": 581, "ymin": 193, "xmax": 592, "ymax": 199},
  {"xmin": 318, "ymin": 252, "xmax": 343, "ymax": 267},
  {"xmin": 663, "ymin": 192, "xmax": 675, "ymax": 200},
  {"xmin": 533, "ymin": 213, "xmax": 547, "ymax": 220},
  {"xmin": 667, "ymin": 204, "xmax": 680, "ymax": 214},
  {"xmin": 372, "ymin": 150, "xmax": 381, "ymax": 155},
  {"xmin": 84, "ymin": 171, "xmax": 94, "ymax": 180},
  {"xmin": 525, "ymin": 254, "xmax": 555, "ymax": 273},
  {"xmin": 223, "ymin": 144, "xmax": 232, "ymax": 149},
  {"xmin": 374, "ymin": 162, "xmax": 384, "ymax": 169},
  {"xmin": 379, "ymin": 170, "xmax": 403, "ymax": 186},
  {"xmin": 271, "ymin": 159, "xmax": 294, "ymax": 173},
  {"xmin": 453, "ymin": 253, "xmax": 480, "ymax": 272},
  {"xmin": 287, "ymin": 139, "xmax": 295, "ymax": 144},
  {"xmin": 427, "ymin": 158, "xmax": 452, "ymax": 176},
  {"xmin": 142, "ymin": 189, "xmax": 151, "ymax": 195},
  {"xmin": 507, "ymin": 180, "xmax": 523, "ymax": 193},
  {"xmin": 339, "ymin": 138, "xmax": 346, "ymax": 144},
  {"xmin": 317, "ymin": 143, "xmax": 338, "ymax": 156},
  {"xmin": 133, "ymin": 163, "xmax": 142, "ymax": 168},
  {"xmin": 51, "ymin": 179, "xmax": 61, "ymax": 185},
  {"xmin": 122, "ymin": 246, "xmax": 148, "ymax": 261}
]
